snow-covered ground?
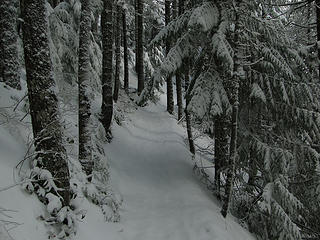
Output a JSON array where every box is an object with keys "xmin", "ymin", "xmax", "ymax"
[{"xmin": 0, "ymin": 76, "xmax": 255, "ymax": 239}]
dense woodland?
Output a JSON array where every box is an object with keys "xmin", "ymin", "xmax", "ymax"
[{"xmin": 1, "ymin": 0, "xmax": 320, "ymax": 239}]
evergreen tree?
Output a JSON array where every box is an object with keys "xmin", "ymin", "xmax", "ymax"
[
  {"xmin": 165, "ymin": 0, "xmax": 174, "ymax": 114},
  {"xmin": 101, "ymin": 0, "xmax": 114, "ymax": 133},
  {"xmin": 221, "ymin": 0, "xmax": 242, "ymax": 218},
  {"xmin": 78, "ymin": 0, "xmax": 94, "ymax": 179},
  {"xmin": 137, "ymin": 0, "xmax": 144, "ymax": 94},
  {"xmin": 113, "ymin": 4, "xmax": 121, "ymax": 102},
  {"xmin": 173, "ymin": 0, "xmax": 183, "ymax": 120},
  {"xmin": 147, "ymin": 0, "xmax": 320, "ymax": 237},
  {"xmin": 22, "ymin": 0, "xmax": 70, "ymax": 206},
  {"xmin": 123, "ymin": 8, "xmax": 129, "ymax": 94},
  {"xmin": 0, "ymin": 0, "xmax": 21, "ymax": 89}
]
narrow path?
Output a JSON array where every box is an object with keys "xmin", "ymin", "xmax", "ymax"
[{"xmin": 100, "ymin": 103, "xmax": 255, "ymax": 240}]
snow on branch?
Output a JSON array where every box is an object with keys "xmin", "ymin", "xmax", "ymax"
[
  {"xmin": 149, "ymin": 10, "xmax": 192, "ymax": 47},
  {"xmin": 188, "ymin": 2, "xmax": 219, "ymax": 32}
]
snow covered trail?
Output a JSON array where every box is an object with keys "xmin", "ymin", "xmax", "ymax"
[
  {"xmin": 0, "ymin": 82, "xmax": 255, "ymax": 240},
  {"xmin": 79, "ymin": 102, "xmax": 255, "ymax": 240}
]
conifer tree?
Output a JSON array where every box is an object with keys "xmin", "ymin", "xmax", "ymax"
[
  {"xmin": 78, "ymin": 0, "xmax": 94, "ymax": 178},
  {"xmin": 114, "ymin": 4, "xmax": 121, "ymax": 102},
  {"xmin": 123, "ymin": 9, "xmax": 129, "ymax": 94},
  {"xmin": 135, "ymin": 0, "xmax": 138, "ymax": 73},
  {"xmin": 221, "ymin": 1, "xmax": 241, "ymax": 217},
  {"xmin": 137, "ymin": 0, "xmax": 144, "ymax": 94},
  {"xmin": 0, "ymin": 0, "xmax": 21, "ymax": 89},
  {"xmin": 22, "ymin": 0, "xmax": 70, "ymax": 205},
  {"xmin": 101, "ymin": 0, "xmax": 114, "ymax": 133},
  {"xmin": 165, "ymin": 0, "xmax": 174, "ymax": 114},
  {"xmin": 173, "ymin": 0, "xmax": 183, "ymax": 120},
  {"xmin": 147, "ymin": 0, "xmax": 319, "ymax": 237}
]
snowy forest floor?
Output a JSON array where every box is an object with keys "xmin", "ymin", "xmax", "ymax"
[{"xmin": 0, "ymin": 78, "xmax": 255, "ymax": 239}]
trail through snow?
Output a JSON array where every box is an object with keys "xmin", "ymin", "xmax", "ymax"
[
  {"xmin": 0, "ymin": 81, "xmax": 255, "ymax": 240},
  {"xmin": 77, "ymin": 99, "xmax": 255, "ymax": 240}
]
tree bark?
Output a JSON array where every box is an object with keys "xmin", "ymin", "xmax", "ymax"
[
  {"xmin": 22, "ymin": 0, "xmax": 70, "ymax": 205},
  {"xmin": 0, "ymin": 0, "xmax": 21, "ymax": 89},
  {"xmin": 165, "ymin": 0, "xmax": 174, "ymax": 114},
  {"xmin": 184, "ymin": 58, "xmax": 190, "ymax": 91},
  {"xmin": 221, "ymin": 5, "xmax": 241, "ymax": 218},
  {"xmin": 184, "ymin": 50, "xmax": 195, "ymax": 154},
  {"xmin": 176, "ymin": 72, "xmax": 183, "ymax": 120},
  {"xmin": 101, "ymin": 0, "xmax": 114, "ymax": 133},
  {"xmin": 174, "ymin": 0, "xmax": 183, "ymax": 120},
  {"xmin": 214, "ymin": 115, "xmax": 229, "ymax": 199},
  {"xmin": 135, "ymin": 0, "xmax": 138, "ymax": 73},
  {"xmin": 185, "ymin": 105, "xmax": 195, "ymax": 154},
  {"xmin": 78, "ymin": 0, "xmax": 93, "ymax": 179},
  {"xmin": 123, "ymin": 10, "xmax": 129, "ymax": 94},
  {"xmin": 113, "ymin": 4, "xmax": 121, "ymax": 102},
  {"xmin": 91, "ymin": 9, "xmax": 99, "ymax": 43},
  {"xmin": 316, "ymin": 0, "xmax": 320, "ymax": 77},
  {"xmin": 137, "ymin": 0, "xmax": 144, "ymax": 94}
]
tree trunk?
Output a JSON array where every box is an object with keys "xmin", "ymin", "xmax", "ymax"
[
  {"xmin": 165, "ymin": 0, "xmax": 174, "ymax": 114},
  {"xmin": 184, "ymin": 58, "xmax": 190, "ymax": 91},
  {"xmin": 176, "ymin": 72, "xmax": 183, "ymax": 120},
  {"xmin": 91, "ymin": 9, "xmax": 99, "ymax": 43},
  {"xmin": 185, "ymin": 105, "xmax": 195, "ymax": 155},
  {"xmin": 135, "ymin": 0, "xmax": 138, "ymax": 73},
  {"xmin": 123, "ymin": 10, "xmax": 129, "ymax": 94},
  {"xmin": 113, "ymin": 4, "xmax": 121, "ymax": 102},
  {"xmin": 214, "ymin": 115, "xmax": 229, "ymax": 199},
  {"xmin": 184, "ymin": 51, "xmax": 195, "ymax": 154},
  {"xmin": 221, "ymin": 6, "xmax": 241, "ymax": 218},
  {"xmin": 78, "ymin": 0, "xmax": 93, "ymax": 179},
  {"xmin": 174, "ymin": 0, "xmax": 183, "ymax": 120},
  {"xmin": 22, "ymin": 0, "xmax": 70, "ymax": 205},
  {"xmin": 101, "ymin": 0, "xmax": 114, "ymax": 133},
  {"xmin": 137, "ymin": 0, "xmax": 144, "ymax": 94},
  {"xmin": 316, "ymin": 0, "xmax": 320, "ymax": 77},
  {"xmin": 0, "ymin": 0, "xmax": 21, "ymax": 89}
]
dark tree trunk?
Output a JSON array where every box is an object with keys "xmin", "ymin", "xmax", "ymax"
[
  {"xmin": 184, "ymin": 58, "xmax": 190, "ymax": 91},
  {"xmin": 135, "ymin": 0, "xmax": 138, "ymax": 73},
  {"xmin": 137, "ymin": 0, "xmax": 144, "ymax": 94},
  {"xmin": 22, "ymin": 0, "xmax": 70, "ymax": 205},
  {"xmin": 78, "ymin": 0, "xmax": 93, "ymax": 179},
  {"xmin": 185, "ymin": 106, "xmax": 195, "ymax": 155},
  {"xmin": 0, "ymin": 0, "xmax": 21, "ymax": 89},
  {"xmin": 184, "ymin": 67, "xmax": 195, "ymax": 155},
  {"xmin": 165, "ymin": 0, "xmax": 174, "ymax": 114},
  {"xmin": 214, "ymin": 116, "xmax": 230, "ymax": 199},
  {"xmin": 221, "ymin": 7, "xmax": 241, "ymax": 218},
  {"xmin": 174, "ymin": 0, "xmax": 183, "ymax": 120},
  {"xmin": 113, "ymin": 4, "xmax": 121, "ymax": 102},
  {"xmin": 91, "ymin": 9, "xmax": 99, "ymax": 43},
  {"xmin": 316, "ymin": 0, "xmax": 320, "ymax": 77},
  {"xmin": 176, "ymin": 72, "xmax": 183, "ymax": 120},
  {"xmin": 123, "ymin": 10, "xmax": 129, "ymax": 94},
  {"xmin": 101, "ymin": 0, "xmax": 114, "ymax": 133}
]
